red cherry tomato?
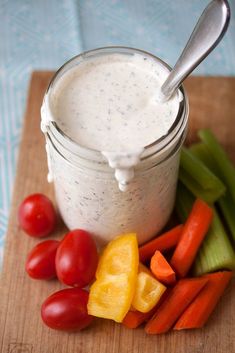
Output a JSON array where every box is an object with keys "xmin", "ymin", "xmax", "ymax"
[
  {"xmin": 25, "ymin": 240, "xmax": 59, "ymax": 280},
  {"xmin": 56, "ymin": 229, "xmax": 98, "ymax": 287},
  {"xmin": 41, "ymin": 288, "xmax": 93, "ymax": 331},
  {"xmin": 18, "ymin": 193, "xmax": 56, "ymax": 237}
]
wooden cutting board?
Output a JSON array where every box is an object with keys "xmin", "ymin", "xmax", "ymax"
[{"xmin": 1, "ymin": 72, "xmax": 235, "ymax": 353}]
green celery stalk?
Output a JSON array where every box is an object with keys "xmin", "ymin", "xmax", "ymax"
[
  {"xmin": 175, "ymin": 181, "xmax": 195, "ymax": 222},
  {"xmin": 217, "ymin": 194, "xmax": 235, "ymax": 243},
  {"xmin": 199, "ymin": 129, "xmax": 235, "ymax": 203},
  {"xmin": 179, "ymin": 147, "xmax": 226, "ymax": 203},
  {"xmin": 179, "ymin": 169, "xmax": 222, "ymax": 204},
  {"xmin": 190, "ymin": 142, "xmax": 218, "ymax": 173},
  {"xmin": 193, "ymin": 208, "xmax": 235, "ymax": 276},
  {"xmin": 181, "ymin": 147, "xmax": 224, "ymax": 190},
  {"xmin": 190, "ymin": 141, "xmax": 235, "ymax": 243},
  {"xmin": 176, "ymin": 182, "xmax": 235, "ymax": 276}
]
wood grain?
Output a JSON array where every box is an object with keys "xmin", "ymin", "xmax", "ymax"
[{"xmin": 0, "ymin": 72, "xmax": 234, "ymax": 353}]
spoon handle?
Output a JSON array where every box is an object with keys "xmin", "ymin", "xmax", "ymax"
[{"xmin": 161, "ymin": 0, "xmax": 230, "ymax": 100}]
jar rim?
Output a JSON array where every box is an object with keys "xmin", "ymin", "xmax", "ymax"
[{"xmin": 43, "ymin": 46, "xmax": 189, "ymax": 162}]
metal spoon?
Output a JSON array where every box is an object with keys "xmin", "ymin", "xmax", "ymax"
[{"xmin": 160, "ymin": 0, "xmax": 230, "ymax": 101}]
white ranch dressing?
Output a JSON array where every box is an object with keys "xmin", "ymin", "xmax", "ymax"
[
  {"xmin": 43, "ymin": 53, "xmax": 181, "ymax": 190},
  {"xmin": 102, "ymin": 148, "xmax": 144, "ymax": 191}
]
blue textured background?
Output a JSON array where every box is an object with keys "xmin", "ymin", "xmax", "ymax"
[{"xmin": 1, "ymin": 0, "xmax": 235, "ymax": 265}]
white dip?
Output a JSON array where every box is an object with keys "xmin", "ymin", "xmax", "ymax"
[{"xmin": 41, "ymin": 50, "xmax": 185, "ymax": 245}]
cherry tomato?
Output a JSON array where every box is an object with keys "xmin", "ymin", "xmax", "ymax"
[
  {"xmin": 18, "ymin": 193, "xmax": 56, "ymax": 237},
  {"xmin": 56, "ymin": 229, "xmax": 98, "ymax": 287},
  {"xmin": 41, "ymin": 288, "xmax": 93, "ymax": 331},
  {"xmin": 25, "ymin": 240, "xmax": 59, "ymax": 280}
]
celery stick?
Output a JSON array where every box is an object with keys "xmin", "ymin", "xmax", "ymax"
[
  {"xmin": 175, "ymin": 182, "xmax": 195, "ymax": 222},
  {"xmin": 180, "ymin": 147, "xmax": 225, "ymax": 190},
  {"xmin": 190, "ymin": 141, "xmax": 235, "ymax": 243},
  {"xmin": 190, "ymin": 142, "xmax": 218, "ymax": 173},
  {"xmin": 179, "ymin": 147, "xmax": 225, "ymax": 203},
  {"xmin": 199, "ymin": 129, "xmax": 235, "ymax": 202},
  {"xmin": 218, "ymin": 194, "xmax": 235, "ymax": 243},
  {"xmin": 176, "ymin": 182, "xmax": 235, "ymax": 276},
  {"xmin": 193, "ymin": 208, "xmax": 235, "ymax": 276},
  {"xmin": 179, "ymin": 168, "xmax": 223, "ymax": 204}
]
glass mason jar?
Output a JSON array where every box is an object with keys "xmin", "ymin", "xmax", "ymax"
[{"xmin": 41, "ymin": 47, "xmax": 189, "ymax": 247}]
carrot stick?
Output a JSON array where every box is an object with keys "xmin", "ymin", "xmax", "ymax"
[
  {"xmin": 145, "ymin": 277, "xmax": 208, "ymax": 334},
  {"xmin": 122, "ymin": 308, "xmax": 155, "ymax": 329},
  {"xmin": 170, "ymin": 199, "xmax": 213, "ymax": 277},
  {"xmin": 174, "ymin": 271, "xmax": 233, "ymax": 330},
  {"xmin": 139, "ymin": 225, "xmax": 183, "ymax": 263},
  {"xmin": 150, "ymin": 250, "xmax": 176, "ymax": 285}
]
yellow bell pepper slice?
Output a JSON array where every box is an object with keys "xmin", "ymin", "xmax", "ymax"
[
  {"xmin": 132, "ymin": 271, "xmax": 166, "ymax": 313},
  {"xmin": 129, "ymin": 263, "xmax": 152, "ymax": 312},
  {"xmin": 88, "ymin": 233, "xmax": 139, "ymax": 322}
]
